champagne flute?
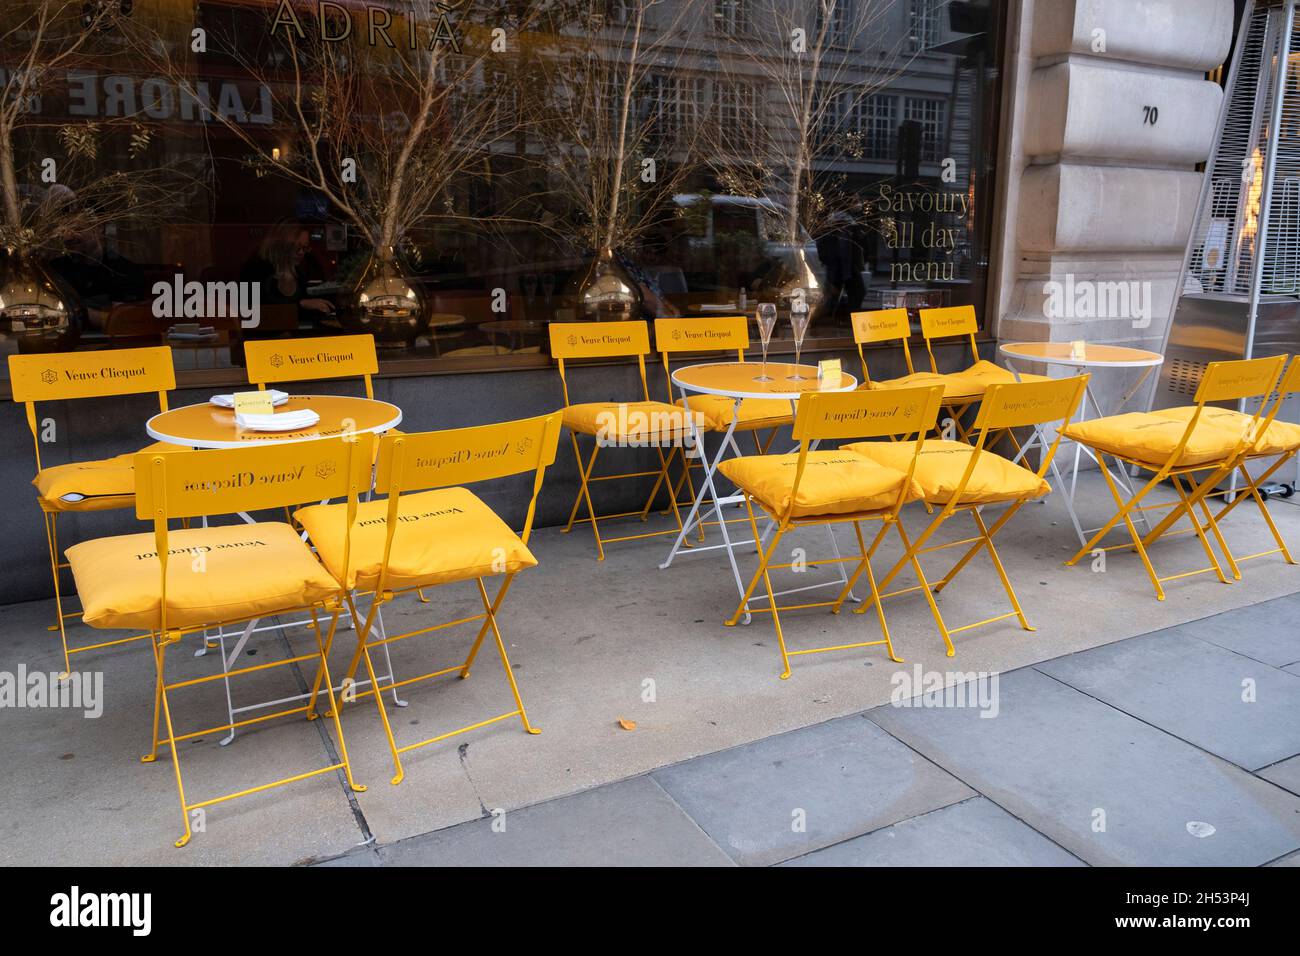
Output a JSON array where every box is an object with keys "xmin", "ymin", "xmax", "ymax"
[
  {"xmin": 787, "ymin": 299, "xmax": 812, "ymax": 381},
  {"xmin": 754, "ymin": 302, "xmax": 777, "ymax": 381}
]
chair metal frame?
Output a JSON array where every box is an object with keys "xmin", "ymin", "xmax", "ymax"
[
  {"xmin": 9, "ymin": 347, "xmax": 176, "ymax": 677},
  {"xmin": 858, "ymin": 375, "xmax": 1089, "ymax": 655},
  {"xmin": 1066, "ymin": 356, "xmax": 1287, "ymax": 599},
  {"xmin": 245, "ymin": 332, "xmax": 383, "ymax": 399},
  {"xmin": 336, "ymin": 412, "xmax": 563, "ymax": 784},
  {"xmin": 130, "ymin": 434, "xmax": 373, "ymax": 847},
  {"xmin": 724, "ymin": 385, "xmax": 945, "ymax": 678},
  {"xmin": 551, "ymin": 320, "xmax": 688, "ymax": 560}
]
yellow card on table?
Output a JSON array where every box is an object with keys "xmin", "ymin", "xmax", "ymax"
[
  {"xmin": 233, "ymin": 391, "xmax": 274, "ymax": 416},
  {"xmin": 818, "ymin": 359, "xmax": 843, "ymax": 389}
]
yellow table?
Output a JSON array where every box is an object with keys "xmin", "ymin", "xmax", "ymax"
[
  {"xmin": 661, "ymin": 361, "xmax": 858, "ymax": 621},
  {"xmin": 998, "ymin": 341, "xmax": 1164, "ymax": 546},
  {"xmin": 145, "ymin": 393, "xmax": 405, "ymax": 743},
  {"xmin": 146, "ymin": 395, "xmax": 402, "ymax": 449}
]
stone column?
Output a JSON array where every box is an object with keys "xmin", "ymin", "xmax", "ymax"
[{"xmin": 995, "ymin": 0, "xmax": 1236, "ymax": 405}]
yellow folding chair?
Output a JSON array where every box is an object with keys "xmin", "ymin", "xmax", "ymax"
[
  {"xmin": 244, "ymin": 333, "xmax": 385, "ymax": 400},
  {"xmin": 866, "ymin": 305, "xmax": 1048, "ymax": 446},
  {"xmin": 655, "ymin": 315, "xmax": 793, "ymax": 529},
  {"xmin": 9, "ymin": 347, "xmax": 180, "ymax": 676},
  {"xmin": 719, "ymin": 385, "xmax": 944, "ymax": 678},
  {"xmin": 1146, "ymin": 357, "xmax": 1300, "ymax": 575},
  {"xmin": 63, "ymin": 434, "xmax": 373, "ymax": 847},
  {"xmin": 1064, "ymin": 356, "xmax": 1287, "ymax": 598},
  {"xmin": 851, "ymin": 375, "xmax": 1089, "ymax": 655},
  {"xmin": 294, "ymin": 412, "xmax": 562, "ymax": 784},
  {"xmin": 850, "ymin": 308, "xmax": 926, "ymax": 390},
  {"xmin": 551, "ymin": 320, "xmax": 690, "ymax": 560}
]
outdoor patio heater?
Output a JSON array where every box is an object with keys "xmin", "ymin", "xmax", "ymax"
[{"xmin": 1155, "ymin": 0, "xmax": 1300, "ymax": 492}]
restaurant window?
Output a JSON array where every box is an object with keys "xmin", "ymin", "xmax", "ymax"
[{"xmin": 0, "ymin": 0, "xmax": 1006, "ymax": 381}]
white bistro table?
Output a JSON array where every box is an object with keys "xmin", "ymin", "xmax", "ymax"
[
  {"xmin": 998, "ymin": 341, "xmax": 1164, "ymax": 546},
  {"xmin": 659, "ymin": 361, "xmax": 858, "ymax": 623}
]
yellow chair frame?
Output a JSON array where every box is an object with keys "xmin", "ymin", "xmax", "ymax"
[
  {"xmin": 918, "ymin": 304, "xmax": 1018, "ymax": 446},
  {"xmin": 724, "ymin": 385, "xmax": 945, "ymax": 679},
  {"xmin": 336, "ymin": 412, "xmax": 562, "ymax": 785},
  {"xmin": 859, "ymin": 375, "xmax": 1089, "ymax": 655},
  {"xmin": 131, "ymin": 435, "xmax": 373, "ymax": 847},
  {"xmin": 1066, "ymin": 356, "xmax": 1287, "ymax": 599},
  {"xmin": 551, "ymin": 320, "xmax": 687, "ymax": 560},
  {"xmin": 850, "ymin": 308, "xmax": 918, "ymax": 389},
  {"xmin": 9, "ymin": 347, "xmax": 176, "ymax": 676}
]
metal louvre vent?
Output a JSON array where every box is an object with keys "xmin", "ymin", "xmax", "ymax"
[{"xmin": 1164, "ymin": 357, "xmax": 1207, "ymax": 396}]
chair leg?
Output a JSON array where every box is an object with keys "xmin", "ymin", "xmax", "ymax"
[
  {"xmin": 1090, "ymin": 456, "xmax": 1167, "ymax": 600},
  {"xmin": 460, "ymin": 574, "xmax": 516, "ymax": 679},
  {"xmin": 308, "ymin": 607, "xmax": 366, "ymax": 794},
  {"xmin": 850, "ymin": 521, "xmax": 902, "ymax": 663},
  {"xmin": 727, "ymin": 499, "xmax": 792, "ymax": 678},
  {"xmin": 351, "ymin": 595, "xmax": 405, "ymax": 785},
  {"xmin": 1231, "ymin": 462, "xmax": 1297, "ymax": 565},
  {"xmin": 1174, "ymin": 475, "xmax": 1233, "ymax": 583},
  {"xmin": 474, "ymin": 577, "xmax": 541, "ymax": 735},
  {"xmin": 969, "ymin": 506, "xmax": 1034, "ymax": 632},
  {"xmin": 153, "ymin": 638, "xmax": 194, "ymax": 848},
  {"xmin": 564, "ymin": 435, "xmax": 605, "ymax": 560},
  {"xmin": 141, "ymin": 630, "xmax": 164, "ymax": 764},
  {"xmin": 880, "ymin": 519, "xmax": 955, "ymax": 656},
  {"xmin": 830, "ymin": 520, "xmax": 891, "ymax": 613},
  {"xmin": 43, "ymin": 511, "xmax": 73, "ymax": 679}
]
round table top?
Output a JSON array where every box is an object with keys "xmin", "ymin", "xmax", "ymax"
[
  {"xmin": 428, "ymin": 313, "xmax": 467, "ymax": 328},
  {"xmin": 672, "ymin": 361, "xmax": 858, "ymax": 401},
  {"xmin": 999, "ymin": 341, "xmax": 1164, "ymax": 368},
  {"xmin": 147, "ymin": 395, "xmax": 402, "ymax": 449}
]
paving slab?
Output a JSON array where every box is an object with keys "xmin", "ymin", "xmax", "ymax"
[
  {"xmin": 1269, "ymin": 849, "xmax": 1300, "ymax": 866},
  {"xmin": 1175, "ymin": 595, "xmax": 1300, "ymax": 667},
  {"xmin": 780, "ymin": 796, "xmax": 1084, "ymax": 867},
  {"xmin": 1286, "ymin": 663, "xmax": 1300, "ymax": 677},
  {"xmin": 868, "ymin": 668, "xmax": 1300, "ymax": 866},
  {"xmin": 1258, "ymin": 756, "xmax": 1300, "ymax": 797},
  {"xmin": 651, "ymin": 715, "xmax": 973, "ymax": 866},
  {"xmin": 374, "ymin": 776, "xmax": 732, "ymax": 866},
  {"xmin": 1036, "ymin": 631, "xmax": 1300, "ymax": 770}
]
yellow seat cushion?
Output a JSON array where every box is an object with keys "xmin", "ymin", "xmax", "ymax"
[
  {"xmin": 66, "ymin": 522, "xmax": 339, "ymax": 632},
  {"xmin": 869, "ymin": 362, "xmax": 1049, "ymax": 402},
  {"xmin": 844, "ymin": 438, "xmax": 1050, "ymax": 505},
  {"xmin": 718, "ymin": 451, "xmax": 920, "ymax": 518},
  {"xmin": 1151, "ymin": 406, "xmax": 1300, "ymax": 458},
  {"xmin": 562, "ymin": 401, "xmax": 691, "ymax": 442},
  {"xmin": 295, "ymin": 486, "xmax": 536, "ymax": 593},
  {"xmin": 675, "ymin": 394, "xmax": 793, "ymax": 431},
  {"xmin": 1060, "ymin": 412, "xmax": 1242, "ymax": 468},
  {"xmin": 33, "ymin": 441, "xmax": 185, "ymax": 512}
]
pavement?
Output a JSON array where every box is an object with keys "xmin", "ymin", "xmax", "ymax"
[{"xmin": 2, "ymin": 470, "xmax": 1300, "ymax": 866}]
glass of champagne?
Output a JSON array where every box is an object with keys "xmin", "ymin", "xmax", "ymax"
[
  {"xmin": 787, "ymin": 299, "xmax": 812, "ymax": 381},
  {"xmin": 755, "ymin": 302, "xmax": 777, "ymax": 381}
]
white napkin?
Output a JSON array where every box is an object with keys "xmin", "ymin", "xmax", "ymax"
[
  {"xmin": 234, "ymin": 409, "xmax": 320, "ymax": 431},
  {"xmin": 210, "ymin": 390, "xmax": 289, "ymax": 408}
]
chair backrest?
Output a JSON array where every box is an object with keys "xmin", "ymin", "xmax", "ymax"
[
  {"xmin": 1181, "ymin": 355, "xmax": 1288, "ymax": 464},
  {"xmin": 782, "ymin": 385, "xmax": 944, "ymax": 522},
  {"xmin": 654, "ymin": 316, "xmax": 749, "ymax": 398},
  {"xmin": 549, "ymin": 320, "xmax": 654, "ymax": 406},
  {"xmin": 962, "ymin": 375, "xmax": 1089, "ymax": 492},
  {"xmin": 850, "ymin": 309, "xmax": 916, "ymax": 386},
  {"xmin": 244, "ymin": 334, "xmax": 381, "ymax": 399},
  {"xmin": 370, "ymin": 412, "xmax": 563, "ymax": 596},
  {"xmin": 9, "ymin": 346, "xmax": 176, "ymax": 472},
  {"xmin": 133, "ymin": 433, "xmax": 373, "ymax": 634},
  {"xmin": 917, "ymin": 304, "xmax": 980, "ymax": 372}
]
